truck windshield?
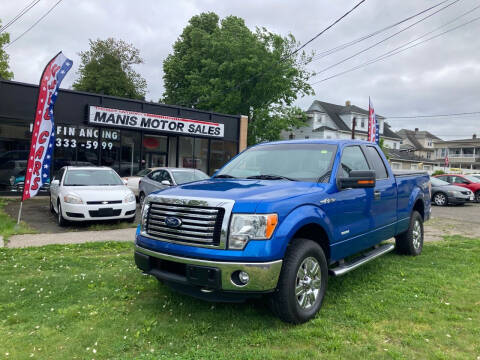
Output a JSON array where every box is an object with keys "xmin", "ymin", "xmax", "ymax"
[{"xmin": 215, "ymin": 143, "xmax": 337, "ymax": 182}]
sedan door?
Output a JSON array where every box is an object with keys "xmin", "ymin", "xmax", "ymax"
[{"xmin": 50, "ymin": 167, "xmax": 65, "ymax": 208}]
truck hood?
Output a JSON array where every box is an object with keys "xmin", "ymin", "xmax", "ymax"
[{"xmin": 150, "ymin": 179, "xmax": 328, "ymax": 212}]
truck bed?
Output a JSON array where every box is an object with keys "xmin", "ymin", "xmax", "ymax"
[{"xmin": 393, "ymin": 170, "xmax": 429, "ymax": 177}]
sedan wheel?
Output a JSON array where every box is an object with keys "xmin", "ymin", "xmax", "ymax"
[
  {"xmin": 139, "ymin": 192, "xmax": 145, "ymax": 207},
  {"xmin": 476, "ymin": 191, "xmax": 480, "ymax": 203},
  {"xmin": 57, "ymin": 202, "xmax": 68, "ymax": 227},
  {"xmin": 433, "ymin": 193, "xmax": 447, "ymax": 206}
]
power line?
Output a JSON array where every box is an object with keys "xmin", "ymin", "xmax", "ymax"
[
  {"xmin": 311, "ymin": 0, "xmax": 462, "ymax": 77},
  {"xmin": 388, "ymin": 111, "xmax": 480, "ymax": 119},
  {"xmin": 289, "ymin": 0, "xmax": 367, "ymax": 58},
  {"xmin": 0, "ymin": 0, "xmax": 41, "ymax": 34},
  {"xmin": 311, "ymin": 11, "xmax": 480, "ymax": 85},
  {"xmin": 310, "ymin": 0, "xmax": 451, "ymax": 62},
  {"xmin": 6, "ymin": 0, "xmax": 64, "ymax": 49}
]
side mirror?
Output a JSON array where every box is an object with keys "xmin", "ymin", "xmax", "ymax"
[
  {"xmin": 161, "ymin": 180, "xmax": 171, "ymax": 186},
  {"xmin": 338, "ymin": 170, "xmax": 376, "ymax": 190},
  {"xmin": 123, "ymin": 179, "xmax": 128, "ymax": 185},
  {"xmin": 51, "ymin": 179, "xmax": 59, "ymax": 186}
]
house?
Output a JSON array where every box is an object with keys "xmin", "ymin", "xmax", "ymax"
[
  {"xmin": 386, "ymin": 148, "xmax": 436, "ymax": 173},
  {"xmin": 433, "ymin": 135, "xmax": 480, "ymax": 170},
  {"xmin": 283, "ymin": 100, "xmax": 402, "ymax": 149},
  {"xmin": 396, "ymin": 128, "xmax": 441, "ymax": 161}
]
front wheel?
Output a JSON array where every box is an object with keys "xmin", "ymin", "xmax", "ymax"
[
  {"xmin": 139, "ymin": 192, "xmax": 145, "ymax": 207},
  {"xmin": 269, "ymin": 238, "xmax": 328, "ymax": 324},
  {"xmin": 57, "ymin": 202, "xmax": 68, "ymax": 227},
  {"xmin": 475, "ymin": 191, "xmax": 480, "ymax": 203},
  {"xmin": 395, "ymin": 211, "xmax": 423, "ymax": 256},
  {"xmin": 433, "ymin": 192, "xmax": 447, "ymax": 206}
]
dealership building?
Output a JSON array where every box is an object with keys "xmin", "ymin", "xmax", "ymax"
[{"xmin": 0, "ymin": 79, "xmax": 247, "ymax": 194}]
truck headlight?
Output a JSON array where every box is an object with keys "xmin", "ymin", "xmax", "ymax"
[
  {"xmin": 63, "ymin": 194, "xmax": 83, "ymax": 204},
  {"xmin": 140, "ymin": 199, "xmax": 150, "ymax": 231},
  {"xmin": 124, "ymin": 192, "xmax": 136, "ymax": 203},
  {"xmin": 228, "ymin": 214, "xmax": 278, "ymax": 250}
]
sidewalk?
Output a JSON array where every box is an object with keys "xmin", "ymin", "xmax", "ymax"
[{"xmin": 6, "ymin": 227, "xmax": 136, "ymax": 248}]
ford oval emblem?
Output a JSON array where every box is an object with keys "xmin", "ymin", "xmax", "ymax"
[{"xmin": 165, "ymin": 216, "xmax": 182, "ymax": 228}]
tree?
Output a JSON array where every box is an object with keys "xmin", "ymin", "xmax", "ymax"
[
  {"xmin": 73, "ymin": 38, "xmax": 147, "ymax": 99},
  {"xmin": 162, "ymin": 12, "xmax": 314, "ymax": 144},
  {"xmin": 0, "ymin": 20, "xmax": 14, "ymax": 80},
  {"xmin": 379, "ymin": 138, "xmax": 390, "ymax": 160}
]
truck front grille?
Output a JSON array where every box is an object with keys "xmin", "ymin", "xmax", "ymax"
[{"xmin": 146, "ymin": 202, "xmax": 225, "ymax": 246}]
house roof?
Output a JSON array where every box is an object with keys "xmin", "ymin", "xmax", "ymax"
[
  {"xmin": 306, "ymin": 100, "xmax": 401, "ymax": 139},
  {"xmin": 397, "ymin": 129, "xmax": 441, "ymax": 151},
  {"xmin": 434, "ymin": 137, "xmax": 480, "ymax": 145},
  {"xmin": 387, "ymin": 149, "xmax": 436, "ymax": 164}
]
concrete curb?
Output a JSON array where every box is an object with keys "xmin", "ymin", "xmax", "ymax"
[{"xmin": 6, "ymin": 228, "xmax": 136, "ymax": 248}]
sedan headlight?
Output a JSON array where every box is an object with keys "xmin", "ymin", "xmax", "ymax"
[
  {"xmin": 63, "ymin": 194, "xmax": 83, "ymax": 204},
  {"xmin": 124, "ymin": 192, "xmax": 136, "ymax": 203},
  {"xmin": 229, "ymin": 214, "xmax": 278, "ymax": 250}
]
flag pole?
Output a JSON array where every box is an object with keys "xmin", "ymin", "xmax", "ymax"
[{"xmin": 17, "ymin": 201, "xmax": 23, "ymax": 225}]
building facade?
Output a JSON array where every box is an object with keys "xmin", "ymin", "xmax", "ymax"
[
  {"xmin": 283, "ymin": 100, "xmax": 402, "ymax": 149},
  {"xmin": 0, "ymin": 80, "xmax": 247, "ymax": 194},
  {"xmin": 397, "ymin": 128, "xmax": 440, "ymax": 161},
  {"xmin": 433, "ymin": 135, "xmax": 480, "ymax": 170}
]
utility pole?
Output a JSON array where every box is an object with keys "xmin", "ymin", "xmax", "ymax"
[{"xmin": 351, "ymin": 117, "xmax": 356, "ymax": 139}]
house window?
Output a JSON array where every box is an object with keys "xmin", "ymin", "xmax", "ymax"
[
  {"xmin": 289, "ymin": 133, "xmax": 295, "ymax": 140},
  {"xmin": 305, "ymin": 136, "xmax": 309, "ymax": 139},
  {"xmin": 391, "ymin": 162, "xmax": 401, "ymax": 170},
  {"xmin": 361, "ymin": 118, "xmax": 365, "ymax": 128},
  {"xmin": 393, "ymin": 142, "xmax": 397, "ymax": 149}
]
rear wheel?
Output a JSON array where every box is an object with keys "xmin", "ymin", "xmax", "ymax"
[
  {"xmin": 475, "ymin": 191, "xmax": 480, "ymax": 203},
  {"xmin": 433, "ymin": 192, "xmax": 447, "ymax": 206},
  {"xmin": 269, "ymin": 238, "xmax": 328, "ymax": 324},
  {"xmin": 395, "ymin": 211, "xmax": 423, "ymax": 256},
  {"xmin": 49, "ymin": 196, "xmax": 54, "ymax": 213}
]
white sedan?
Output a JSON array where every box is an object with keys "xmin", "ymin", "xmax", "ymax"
[
  {"xmin": 122, "ymin": 168, "xmax": 154, "ymax": 197},
  {"xmin": 49, "ymin": 166, "xmax": 137, "ymax": 226}
]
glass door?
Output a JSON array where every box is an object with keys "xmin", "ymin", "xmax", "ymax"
[{"xmin": 145, "ymin": 152, "xmax": 167, "ymax": 168}]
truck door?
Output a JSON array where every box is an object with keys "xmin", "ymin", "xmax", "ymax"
[
  {"xmin": 364, "ymin": 145, "xmax": 397, "ymax": 240},
  {"xmin": 329, "ymin": 145, "xmax": 372, "ymax": 257}
]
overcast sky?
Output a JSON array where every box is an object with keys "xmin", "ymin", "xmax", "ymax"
[{"xmin": 2, "ymin": 0, "xmax": 479, "ymax": 139}]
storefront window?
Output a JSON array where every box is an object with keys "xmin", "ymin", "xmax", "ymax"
[
  {"xmin": 194, "ymin": 138, "xmax": 209, "ymax": 174},
  {"xmin": 179, "ymin": 136, "xmax": 194, "ymax": 168},
  {"xmin": 99, "ymin": 129, "xmax": 120, "ymax": 173},
  {"xmin": 0, "ymin": 121, "xmax": 30, "ymax": 191},
  {"xmin": 142, "ymin": 135, "xmax": 167, "ymax": 168},
  {"xmin": 208, "ymin": 140, "xmax": 238, "ymax": 175},
  {"xmin": 75, "ymin": 126, "xmax": 100, "ymax": 166},
  {"xmin": 54, "ymin": 124, "xmax": 77, "ymax": 168},
  {"xmin": 119, "ymin": 130, "xmax": 141, "ymax": 176}
]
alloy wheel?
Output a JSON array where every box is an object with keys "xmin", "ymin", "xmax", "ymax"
[
  {"xmin": 412, "ymin": 220, "xmax": 422, "ymax": 249},
  {"xmin": 434, "ymin": 193, "xmax": 446, "ymax": 206},
  {"xmin": 295, "ymin": 257, "xmax": 322, "ymax": 309}
]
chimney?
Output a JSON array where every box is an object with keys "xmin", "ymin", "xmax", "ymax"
[
  {"xmin": 415, "ymin": 128, "xmax": 419, "ymax": 133},
  {"xmin": 345, "ymin": 100, "xmax": 351, "ymax": 107},
  {"xmin": 473, "ymin": 134, "xmax": 477, "ymax": 140}
]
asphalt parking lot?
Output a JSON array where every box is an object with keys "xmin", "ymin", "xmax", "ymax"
[
  {"xmin": 4, "ymin": 197, "xmax": 141, "ymax": 233},
  {"xmin": 4, "ymin": 196, "xmax": 480, "ymax": 238}
]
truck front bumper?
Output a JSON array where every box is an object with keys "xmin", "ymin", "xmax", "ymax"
[{"xmin": 135, "ymin": 245, "xmax": 282, "ymax": 293}]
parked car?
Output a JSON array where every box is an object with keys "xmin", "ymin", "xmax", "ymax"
[
  {"xmin": 134, "ymin": 139, "xmax": 431, "ymax": 324},
  {"xmin": 122, "ymin": 168, "xmax": 154, "ymax": 197},
  {"xmin": 430, "ymin": 176, "xmax": 473, "ymax": 206},
  {"xmin": 434, "ymin": 174, "xmax": 480, "ymax": 202},
  {"xmin": 468, "ymin": 173, "xmax": 480, "ymax": 181},
  {"xmin": 138, "ymin": 167, "xmax": 209, "ymax": 205},
  {"xmin": 49, "ymin": 166, "xmax": 136, "ymax": 226},
  {"xmin": 9, "ymin": 169, "xmax": 50, "ymax": 193}
]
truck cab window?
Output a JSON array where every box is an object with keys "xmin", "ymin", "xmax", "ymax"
[
  {"xmin": 339, "ymin": 146, "xmax": 369, "ymax": 178},
  {"xmin": 366, "ymin": 146, "xmax": 388, "ymax": 179}
]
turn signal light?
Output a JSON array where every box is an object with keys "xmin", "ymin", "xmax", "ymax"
[{"xmin": 266, "ymin": 214, "xmax": 278, "ymax": 239}]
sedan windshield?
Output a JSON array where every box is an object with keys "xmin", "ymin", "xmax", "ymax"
[
  {"xmin": 431, "ymin": 177, "xmax": 449, "ymax": 186},
  {"xmin": 215, "ymin": 143, "xmax": 337, "ymax": 182},
  {"xmin": 64, "ymin": 169, "xmax": 124, "ymax": 186},
  {"xmin": 172, "ymin": 170, "xmax": 209, "ymax": 184}
]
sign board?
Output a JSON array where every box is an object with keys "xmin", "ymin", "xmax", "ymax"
[{"xmin": 88, "ymin": 106, "xmax": 224, "ymax": 138}]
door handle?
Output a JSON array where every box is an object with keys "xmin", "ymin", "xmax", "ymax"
[{"xmin": 374, "ymin": 190, "xmax": 381, "ymax": 200}]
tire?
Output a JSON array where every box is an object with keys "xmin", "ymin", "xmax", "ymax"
[
  {"xmin": 57, "ymin": 201, "xmax": 68, "ymax": 227},
  {"xmin": 49, "ymin": 196, "xmax": 55, "ymax": 213},
  {"xmin": 395, "ymin": 211, "xmax": 423, "ymax": 256},
  {"xmin": 475, "ymin": 191, "xmax": 480, "ymax": 203},
  {"xmin": 433, "ymin": 192, "xmax": 447, "ymax": 206},
  {"xmin": 139, "ymin": 192, "xmax": 145, "ymax": 207},
  {"xmin": 269, "ymin": 238, "xmax": 328, "ymax": 324}
]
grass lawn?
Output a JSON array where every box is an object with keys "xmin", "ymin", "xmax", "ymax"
[
  {"xmin": 1, "ymin": 237, "xmax": 479, "ymax": 359},
  {"xmin": 0, "ymin": 198, "xmax": 36, "ymax": 241}
]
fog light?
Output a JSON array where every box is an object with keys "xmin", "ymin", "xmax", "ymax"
[{"xmin": 238, "ymin": 271, "xmax": 249, "ymax": 285}]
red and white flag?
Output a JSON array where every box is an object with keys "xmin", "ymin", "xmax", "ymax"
[
  {"xmin": 367, "ymin": 97, "xmax": 378, "ymax": 143},
  {"xmin": 22, "ymin": 52, "xmax": 72, "ymax": 201}
]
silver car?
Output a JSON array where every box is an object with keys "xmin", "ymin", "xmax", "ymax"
[{"xmin": 138, "ymin": 168, "xmax": 209, "ymax": 204}]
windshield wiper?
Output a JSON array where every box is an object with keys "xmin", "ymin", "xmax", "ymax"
[
  {"xmin": 213, "ymin": 174, "xmax": 237, "ymax": 179},
  {"xmin": 246, "ymin": 174, "xmax": 296, "ymax": 181}
]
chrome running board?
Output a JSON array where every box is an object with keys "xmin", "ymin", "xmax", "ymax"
[{"xmin": 329, "ymin": 243, "xmax": 395, "ymax": 276}]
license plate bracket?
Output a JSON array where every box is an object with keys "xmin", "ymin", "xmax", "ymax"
[
  {"xmin": 186, "ymin": 265, "xmax": 221, "ymax": 289},
  {"xmin": 97, "ymin": 207, "xmax": 114, "ymax": 216}
]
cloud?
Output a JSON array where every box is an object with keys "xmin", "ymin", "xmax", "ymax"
[{"xmin": 1, "ymin": 0, "xmax": 479, "ymax": 138}]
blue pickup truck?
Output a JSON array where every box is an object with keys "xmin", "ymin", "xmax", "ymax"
[{"xmin": 135, "ymin": 139, "xmax": 431, "ymax": 323}]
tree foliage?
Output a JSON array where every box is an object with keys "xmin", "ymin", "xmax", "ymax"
[
  {"xmin": 162, "ymin": 12, "xmax": 314, "ymax": 144},
  {"xmin": 0, "ymin": 20, "xmax": 14, "ymax": 80},
  {"xmin": 73, "ymin": 38, "xmax": 147, "ymax": 99}
]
